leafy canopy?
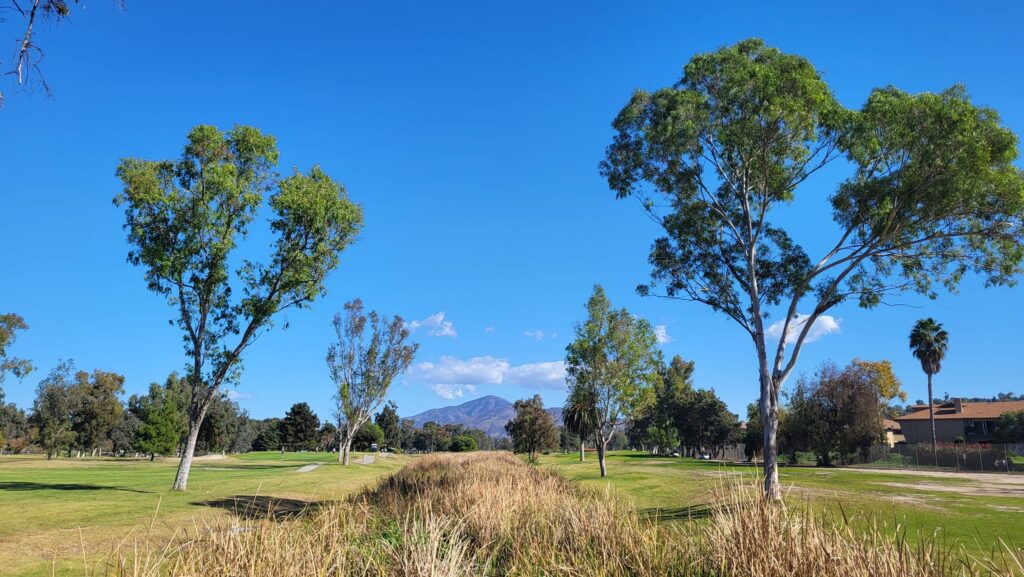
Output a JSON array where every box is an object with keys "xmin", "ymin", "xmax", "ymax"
[
  {"xmin": 114, "ymin": 124, "xmax": 363, "ymax": 400},
  {"xmin": 909, "ymin": 318, "xmax": 949, "ymax": 376},
  {"xmin": 564, "ymin": 285, "xmax": 662, "ymax": 445},
  {"xmin": 602, "ymin": 38, "xmax": 1024, "ymax": 383}
]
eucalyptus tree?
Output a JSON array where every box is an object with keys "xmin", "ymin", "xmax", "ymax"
[
  {"xmin": 115, "ymin": 124, "xmax": 363, "ymax": 490},
  {"xmin": 328, "ymin": 299, "xmax": 418, "ymax": 465},
  {"xmin": 565, "ymin": 285, "xmax": 662, "ymax": 477},
  {"xmin": 909, "ymin": 318, "xmax": 949, "ymax": 461},
  {"xmin": 602, "ymin": 39, "xmax": 1024, "ymax": 498},
  {"xmin": 0, "ymin": 313, "xmax": 33, "ymax": 384}
]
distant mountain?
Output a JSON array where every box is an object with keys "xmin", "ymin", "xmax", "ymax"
[{"xmin": 406, "ymin": 395, "xmax": 562, "ymax": 437}]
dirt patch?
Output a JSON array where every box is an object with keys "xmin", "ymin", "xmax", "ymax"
[
  {"xmin": 844, "ymin": 466, "xmax": 1024, "ymax": 485},
  {"xmin": 295, "ymin": 463, "xmax": 321, "ymax": 473},
  {"xmin": 193, "ymin": 454, "xmax": 226, "ymax": 461},
  {"xmin": 875, "ymin": 481, "xmax": 1024, "ymax": 498}
]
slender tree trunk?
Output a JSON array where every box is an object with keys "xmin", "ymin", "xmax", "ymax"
[
  {"xmin": 579, "ymin": 435, "xmax": 585, "ymax": 462},
  {"xmin": 173, "ymin": 419, "xmax": 202, "ymax": 491},
  {"xmin": 597, "ymin": 440, "xmax": 607, "ymax": 477},
  {"xmin": 172, "ymin": 402, "xmax": 209, "ymax": 491},
  {"xmin": 759, "ymin": 365, "xmax": 782, "ymax": 500},
  {"xmin": 927, "ymin": 373, "xmax": 937, "ymax": 467}
]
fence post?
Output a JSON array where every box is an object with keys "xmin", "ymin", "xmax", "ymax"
[
  {"xmin": 979, "ymin": 444, "xmax": 984, "ymax": 473},
  {"xmin": 914, "ymin": 443, "xmax": 919, "ymax": 468},
  {"xmin": 1005, "ymin": 445, "xmax": 1011, "ymax": 472}
]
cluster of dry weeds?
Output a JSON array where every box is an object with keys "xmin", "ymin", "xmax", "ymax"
[{"xmin": 104, "ymin": 452, "xmax": 1022, "ymax": 577}]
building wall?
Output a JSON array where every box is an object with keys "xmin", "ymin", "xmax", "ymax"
[{"xmin": 899, "ymin": 419, "xmax": 965, "ymax": 444}]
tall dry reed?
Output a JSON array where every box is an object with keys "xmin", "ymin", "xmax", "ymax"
[{"xmin": 101, "ymin": 452, "xmax": 1023, "ymax": 577}]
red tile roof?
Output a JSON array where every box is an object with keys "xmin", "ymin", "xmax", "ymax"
[{"xmin": 896, "ymin": 400, "xmax": 1024, "ymax": 421}]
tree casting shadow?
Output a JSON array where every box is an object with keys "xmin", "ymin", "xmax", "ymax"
[
  {"xmin": 0, "ymin": 481, "xmax": 153, "ymax": 493},
  {"xmin": 196, "ymin": 495, "xmax": 327, "ymax": 520}
]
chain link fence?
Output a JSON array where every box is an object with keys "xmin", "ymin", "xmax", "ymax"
[{"xmin": 842, "ymin": 442, "xmax": 1024, "ymax": 473}]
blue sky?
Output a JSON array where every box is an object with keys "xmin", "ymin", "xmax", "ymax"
[{"xmin": 2, "ymin": 1, "xmax": 1023, "ymax": 421}]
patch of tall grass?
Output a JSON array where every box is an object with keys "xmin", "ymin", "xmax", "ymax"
[{"xmin": 103, "ymin": 452, "xmax": 1022, "ymax": 576}]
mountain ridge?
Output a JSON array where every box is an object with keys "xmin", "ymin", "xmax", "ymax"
[{"xmin": 405, "ymin": 394, "xmax": 562, "ymax": 437}]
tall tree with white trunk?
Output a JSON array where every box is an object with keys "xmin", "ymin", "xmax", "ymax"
[
  {"xmin": 565, "ymin": 285, "xmax": 661, "ymax": 478},
  {"xmin": 115, "ymin": 124, "xmax": 362, "ymax": 490},
  {"xmin": 601, "ymin": 38, "xmax": 1024, "ymax": 499},
  {"xmin": 328, "ymin": 299, "xmax": 417, "ymax": 465}
]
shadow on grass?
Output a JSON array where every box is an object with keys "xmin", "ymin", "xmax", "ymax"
[
  {"xmin": 196, "ymin": 495, "xmax": 328, "ymax": 520},
  {"xmin": 0, "ymin": 481, "xmax": 153, "ymax": 493},
  {"xmin": 640, "ymin": 502, "xmax": 747, "ymax": 522}
]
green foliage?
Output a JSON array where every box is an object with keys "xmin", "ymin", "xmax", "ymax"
[
  {"xmin": 449, "ymin": 434, "xmax": 478, "ymax": 452},
  {"xmin": 0, "ymin": 313, "xmax": 33, "ymax": 384},
  {"xmin": 252, "ymin": 418, "xmax": 282, "ymax": 452},
  {"xmin": 114, "ymin": 124, "xmax": 362, "ymax": 487},
  {"xmin": 352, "ymin": 421, "xmax": 384, "ymax": 451},
  {"xmin": 30, "ymin": 361, "xmax": 77, "ymax": 458},
  {"xmin": 909, "ymin": 318, "xmax": 949, "ymax": 376},
  {"xmin": 196, "ymin": 394, "xmax": 242, "ymax": 454},
  {"xmin": 280, "ymin": 402, "xmax": 320, "ymax": 451},
  {"xmin": 374, "ymin": 401, "xmax": 401, "ymax": 450},
  {"xmin": 130, "ymin": 377, "xmax": 190, "ymax": 458},
  {"xmin": 564, "ymin": 285, "xmax": 662, "ymax": 454},
  {"xmin": 505, "ymin": 395, "xmax": 559, "ymax": 462},
  {"xmin": 602, "ymin": 38, "xmax": 1024, "ymax": 494},
  {"xmin": 782, "ymin": 360, "xmax": 887, "ymax": 465},
  {"xmin": 677, "ymin": 389, "xmax": 739, "ymax": 456},
  {"xmin": 328, "ymin": 298, "xmax": 418, "ymax": 460},
  {"xmin": 994, "ymin": 410, "xmax": 1024, "ymax": 443},
  {"xmin": 69, "ymin": 369, "xmax": 125, "ymax": 452}
]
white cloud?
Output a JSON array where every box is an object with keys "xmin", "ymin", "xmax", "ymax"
[
  {"xmin": 405, "ymin": 312, "xmax": 457, "ymax": 337},
  {"xmin": 766, "ymin": 313, "xmax": 841, "ymax": 345},
  {"xmin": 429, "ymin": 383, "xmax": 476, "ymax": 400},
  {"xmin": 524, "ymin": 329, "xmax": 546, "ymax": 340},
  {"xmin": 411, "ymin": 355, "xmax": 567, "ymax": 390},
  {"xmin": 654, "ymin": 324, "xmax": 672, "ymax": 344},
  {"xmin": 226, "ymin": 390, "xmax": 250, "ymax": 401},
  {"xmin": 484, "ymin": 326, "xmax": 496, "ymax": 333},
  {"xmin": 504, "ymin": 361, "xmax": 566, "ymax": 388}
]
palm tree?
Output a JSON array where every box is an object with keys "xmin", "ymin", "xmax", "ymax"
[
  {"xmin": 562, "ymin": 386, "xmax": 598, "ymax": 462},
  {"xmin": 909, "ymin": 318, "xmax": 949, "ymax": 464}
]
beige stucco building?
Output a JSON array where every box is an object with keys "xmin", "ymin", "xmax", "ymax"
[{"xmin": 895, "ymin": 399, "xmax": 1024, "ymax": 444}]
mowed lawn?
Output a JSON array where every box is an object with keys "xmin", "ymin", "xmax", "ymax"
[
  {"xmin": 539, "ymin": 451, "xmax": 1024, "ymax": 555},
  {"xmin": 0, "ymin": 452, "xmax": 410, "ymax": 577}
]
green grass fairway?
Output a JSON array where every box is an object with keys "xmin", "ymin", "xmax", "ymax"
[
  {"xmin": 0, "ymin": 452, "xmax": 409, "ymax": 577},
  {"xmin": 539, "ymin": 451, "xmax": 1024, "ymax": 555}
]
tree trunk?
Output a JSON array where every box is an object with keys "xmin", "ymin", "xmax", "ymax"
[
  {"xmin": 760, "ymin": 366, "xmax": 782, "ymax": 500},
  {"xmin": 927, "ymin": 373, "xmax": 937, "ymax": 467},
  {"xmin": 341, "ymin": 438, "xmax": 352, "ymax": 465},
  {"xmin": 597, "ymin": 441, "xmax": 607, "ymax": 477},
  {"xmin": 172, "ymin": 403, "xmax": 208, "ymax": 491},
  {"xmin": 172, "ymin": 421, "xmax": 201, "ymax": 491},
  {"xmin": 578, "ymin": 435, "xmax": 585, "ymax": 462}
]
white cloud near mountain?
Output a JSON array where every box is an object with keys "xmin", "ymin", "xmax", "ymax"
[
  {"xmin": 412, "ymin": 355, "xmax": 567, "ymax": 397},
  {"xmin": 765, "ymin": 313, "xmax": 840, "ymax": 344},
  {"xmin": 654, "ymin": 324, "xmax": 671, "ymax": 344},
  {"xmin": 429, "ymin": 383, "xmax": 476, "ymax": 400},
  {"xmin": 405, "ymin": 312, "xmax": 457, "ymax": 337}
]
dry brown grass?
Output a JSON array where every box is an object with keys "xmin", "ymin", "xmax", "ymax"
[{"xmin": 99, "ymin": 452, "xmax": 1024, "ymax": 577}]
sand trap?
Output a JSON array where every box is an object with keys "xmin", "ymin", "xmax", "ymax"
[
  {"xmin": 295, "ymin": 463, "xmax": 322, "ymax": 473},
  {"xmin": 360, "ymin": 455, "xmax": 375, "ymax": 465}
]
